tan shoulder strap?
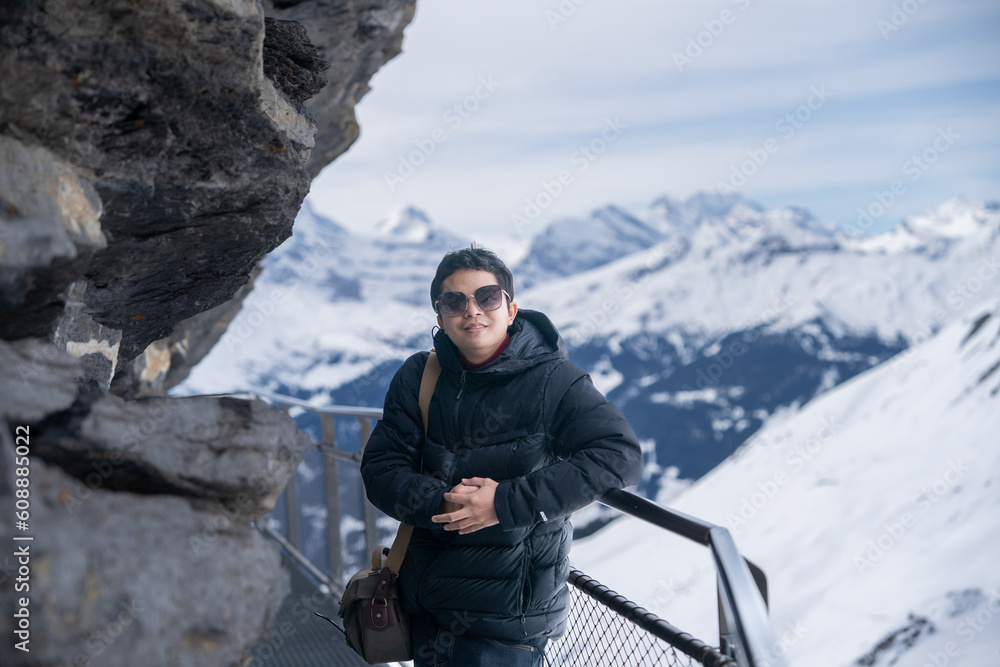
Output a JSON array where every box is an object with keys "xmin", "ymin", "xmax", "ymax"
[
  {"xmin": 382, "ymin": 350, "xmax": 440, "ymax": 575},
  {"xmin": 418, "ymin": 349, "xmax": 440, "ymax": 437}
]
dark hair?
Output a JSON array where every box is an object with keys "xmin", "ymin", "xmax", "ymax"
[{"xmin": 430, "ymin": 244, "xmax": 515, "ymax": 307}]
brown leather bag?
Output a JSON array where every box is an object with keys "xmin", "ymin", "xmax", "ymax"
[{"xmin": 327, "ymin": 350, "xmax": 440, "ymax": 664}]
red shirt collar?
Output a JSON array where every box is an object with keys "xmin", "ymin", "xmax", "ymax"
[{"xmin": 459, "ymin": 333, "xmax": 511, "ymax": 370}]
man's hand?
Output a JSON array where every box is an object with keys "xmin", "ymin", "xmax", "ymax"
[
  {"xmin": 437, "ymin": 481, "xmax": 475, "ymax": 515},
  {"xmin": 432, "ymin": 477, "xmax": 499, "ymax": 535}
]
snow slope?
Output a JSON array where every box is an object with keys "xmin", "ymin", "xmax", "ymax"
[{"xmin": 570, "ymin": 297, "xmax": 1000, "ymax": 666}]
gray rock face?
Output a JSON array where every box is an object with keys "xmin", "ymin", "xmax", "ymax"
[
  {"xmin": 110, "ymin": 265, "xmax": 264, "ymax": 397},
  {"xmin": 0, "ymin": 344, "xmax": 309, "ymax": 666},
  {"xmin": 0, "ymin": 0, "xmax": 416, "ymax": 664},
  {"xmin": 262, "ymin": 0, "xmax": 417, "ymax": 179},
  {"xmin": 0, "ymin": 338, "xmax": 80, "ymax": 423},
  {"xmin": 36, "ymin": 392, "xmax": 310, "ymax": 517},
  {"xmin": 0, "ymin": 445, "xmax": 290, "ymax": 667},
  {"xmin": 0, "ymin": 136, "xmax": 106, "ymax": 341},
  {"xmin": 0, "ymin": 0, "xmax": 359, "ymax": 370}
]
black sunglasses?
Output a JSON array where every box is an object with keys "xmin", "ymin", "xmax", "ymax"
[{"xmin": 435, "ymin": 284, "xmax": 511, "ymax": 318}]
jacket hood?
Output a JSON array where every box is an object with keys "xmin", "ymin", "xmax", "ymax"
[{"xmin": 433, "ymin": 309, "xmax": 568, "ymax": 375}]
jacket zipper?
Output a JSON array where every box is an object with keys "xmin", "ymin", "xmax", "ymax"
[
  {"xmin": 455, "ymin": 370, "xmax": 467, "ymax": 401},
  {"xmin": 520, "ymin": 540, "xmax": 532, "ymax": 634}
]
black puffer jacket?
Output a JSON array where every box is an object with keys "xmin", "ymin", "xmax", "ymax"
[{"xmin": 361, "ymin": 310, "xmax": 642, "ymax": 640}]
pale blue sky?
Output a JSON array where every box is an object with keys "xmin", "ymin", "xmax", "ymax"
[{"xmin": 308, "ymin": 0, "xmax": 1000, "ymax": 243}]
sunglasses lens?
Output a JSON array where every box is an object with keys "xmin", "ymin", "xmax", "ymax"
[
  {"xmin": 437, "ymin": 292, "xmax": 467, "ymax": 317},
  {"xmin": 475, "ymin": 285, "xmax": 503, "ymax": 311},
  {"xmin": 436, "ymin": 285, "xmax": 506, "ymax": 317}
]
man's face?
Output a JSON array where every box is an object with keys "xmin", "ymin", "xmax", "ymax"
[{"xmin": 436, "ymin": 269, "xmax": 517, "ymax": 364}]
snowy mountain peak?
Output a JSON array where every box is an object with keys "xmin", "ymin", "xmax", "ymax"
[
  {"xmin": 685, "ymin": 191, "xmax": 765, "ymax": 221},
  {"xmin": 752, "ymin": 206, "xmax": 841, "ymax": 246},
  {"xmin": 589, "ymin": 204, "xmax": 662, "ymax": 240},
  {"xmin": 374, "ymin": 205, "xmax": 436, "ymax": 242},
  {"xmin": 647, "ymin": 192, "xmax": 765, "ymax": 234},
  {"xmin": 515, "ymin": 204, "xmax": 662, "ymax": 286},
  {"xmin": 850, "ymin": 197, "xmax": 1000, "ymax": 254},
  {"xmin": 289, "ymin": 199, "xmax": 349, "ymax": 242},
  {"xmin": 902, "ymin": 196, "xmax": 1000, "ymax": 240}
]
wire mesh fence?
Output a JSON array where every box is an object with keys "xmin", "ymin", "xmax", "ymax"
[{"xmin": 545, "ymin": 570, "xmax": 736, "ymax": 667}]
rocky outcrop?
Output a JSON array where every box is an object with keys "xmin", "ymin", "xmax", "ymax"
[
  {"xmin": 262, "ymin": 0, "xmax": 417, "ymax": 179},
  {"xmin": 2, "ymin": 0, "xmax": 316, "ymax": 384},
  {"xmin": 109, "ymin": 265, "xmax": 264, "ymax": 397},
  {"xmin": 0, "ymin": 434, "xmax": 295, "ymax": 667},
  {"xmin": 0, "ymin": 339, "xmax": 311, "ymax": 666},
  {"xmin": 34, "ymin": 391, "xmax": 311, "ymax": 517},
  {"xmin": 0, "ymin": 0, "xmax": 416, "ymax": 664},
  {"xmin": 114, "ymin": 0, "xmax": 418, "ymax": 396}
]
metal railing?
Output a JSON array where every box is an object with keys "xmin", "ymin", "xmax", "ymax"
[
  {"xmin": 599, "ymin": 491, "xmax": 780, "ymax": 667},
  {"xmin": 234, "ymin": 392, "xmax": 781, "ymax": 667},
  {"xmin": 548, "ymin": 570, "xmax": 736, "ymax": 667}
]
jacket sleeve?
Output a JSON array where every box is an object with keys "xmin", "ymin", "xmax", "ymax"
[
  {"xmin": 493, "ymin": 362, "xmax": 643, "ymax": 531},
  {"xmin": 361, "ymin": 353, "xmax": 449, "ymax": 529}
]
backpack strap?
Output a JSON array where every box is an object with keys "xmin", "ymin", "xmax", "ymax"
[{"xmin": 383, "ymin": 350, "xmax": 440, "ymax": 575}]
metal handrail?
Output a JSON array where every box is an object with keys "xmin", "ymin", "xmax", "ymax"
[
  {"xmin": 599, "ymin": 489, "xmax": 782, "ymax": 667},
  {"xmin": 191, "ymin": 390, "xmax": 384, "ymax": 418},
  {"xmin": 258, "ymin": 521, "xmax": 338, "ymax": 594},
  {"xmin": 218, "ymin": 392, "xmax": 779, "ymax": 667}
]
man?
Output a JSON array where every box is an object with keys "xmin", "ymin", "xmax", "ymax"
[{"xmin": 361, "ymin": 245, "xmax": 642, "ymax": 666}]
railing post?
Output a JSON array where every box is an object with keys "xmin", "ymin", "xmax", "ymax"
[
  {"xmin": 709, "ymin": 527, "xmax": 782, "ymax": 667},
  {"xmin": 359, "ymin": 417, "xmax": 380, "ymax": 559},
  {"xmin": 320, "ymin": 413, "xmax": 343, "ymax": 586},
  {"xmin": 719, "ymin": 558, "xmax": 769, "ymax": 661},
  {"xmin": 279, "ymin": 403, "xmax": 301, "ymax": 550}
]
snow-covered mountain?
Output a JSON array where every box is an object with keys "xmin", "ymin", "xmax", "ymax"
[
  {"xmin": 177, "ymin": 194, "xmax": 999, "ymax": 496},
  {"xmin": 174, "ymin": 191, "xmax": 998, "ymax": 588},
  {"xmin": 571, "ymin": 296, "xmax": 1000, "ymax": 667},
  {"xmin": 524, "ymin": 195, "xmax": 995, "ymax": 496},
  {"xmin": 516, "ymin": 205, "xmax": 664, "ymax": 287}
]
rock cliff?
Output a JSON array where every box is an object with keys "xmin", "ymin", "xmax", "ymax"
[{"xmin": 0, "ymin": 0, "xmax": 415, "ymax": 664}]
